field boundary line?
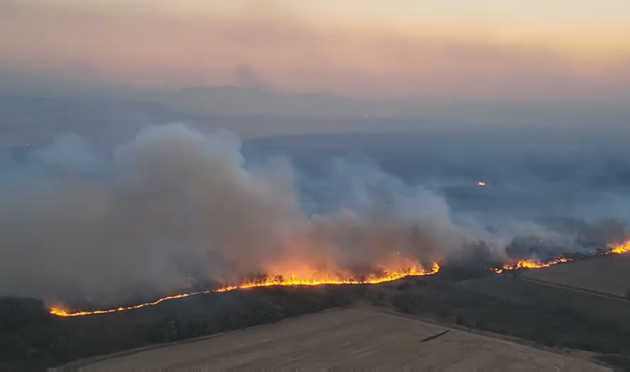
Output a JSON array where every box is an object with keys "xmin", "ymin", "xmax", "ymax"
[{"xmin": 522, "ymin": 277, "xmax": 630, "ymax": 303}]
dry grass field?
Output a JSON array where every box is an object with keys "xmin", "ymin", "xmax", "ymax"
[
  {"xmin": 524, "ymin": 254, "xmax": 630, "ymax": 297},
  {"xmin": 71, "ymin": 308, "xmax": 609, "ymax": 372}
]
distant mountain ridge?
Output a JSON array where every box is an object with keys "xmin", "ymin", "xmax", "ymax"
[{"xmin": 138, "ymin": 86, "xmax": 404, "ymax": 119}]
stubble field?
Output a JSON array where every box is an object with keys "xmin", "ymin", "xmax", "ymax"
[
  {"xmin": 70, "ymin": 307, "xmax": 610, "ymax": 372},
  {"xmin": 524, "ymin": 254, "xmax": 630, "ymax": 297}
]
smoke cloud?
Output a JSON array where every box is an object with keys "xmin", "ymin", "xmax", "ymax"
[{"xmin": 0, "ymin": 124, "xmax": 626, "ymax": 304}]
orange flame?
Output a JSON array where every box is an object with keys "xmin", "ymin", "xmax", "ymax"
[
  {"xmin": 514, "ymin": 257, "xmax": 572, "ymax": 270},
  {"xmin": 494, "ymin": 239, "xmax": 630, "ymax": 274},
  {"xmin": 49, "ymin": 263, "xmax": 440, "ymax": 317},
  {"xmin": 492, "ymin": 257, "xmax": 572, "ymax": 274},
  {"xmin": 49, "ymin": 240, "xmax": 630, "ymax": 318},
  {"xmin": 612, "ymin": 240, "xmax": 630, "ymax": 254},
  {"xmin": 49, "ymin": 292, "xmax": 207, "ymax": 317}
]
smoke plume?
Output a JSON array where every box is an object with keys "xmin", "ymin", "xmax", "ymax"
[{"xmin": 0, "ymin": 124, "xmax": 625, "ymax": 304}]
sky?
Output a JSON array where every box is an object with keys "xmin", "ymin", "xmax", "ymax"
[{"xmin": 2, "ymin": 0, "xmax": 630, "ymax": 101}]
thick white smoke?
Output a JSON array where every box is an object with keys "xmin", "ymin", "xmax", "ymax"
[{"xmin": 0, "ymin": 124, "xmax": 596, "ymax": 304}]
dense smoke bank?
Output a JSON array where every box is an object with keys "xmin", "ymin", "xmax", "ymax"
[{"xmin": 0, "ymin": 124, "xmax": 626, "ymax": 304}]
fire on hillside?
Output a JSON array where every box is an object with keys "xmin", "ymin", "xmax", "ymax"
[
  {"xmin": 49, "ymin": 263, "xmax": 441, "ymax": 317},
  {"xmin": 49, "ymin": 241, "xmax": 630, "ymax": 318}
]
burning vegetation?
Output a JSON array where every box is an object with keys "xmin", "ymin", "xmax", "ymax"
[
  {"xmin": 48, "ymin": 240, "xmax": 630, "ymax": 318},
  {"xmin": 612, "ymin": 241, "xmax": 630, "ymax": 254},
  {"xmin": 2, "ymin": 125, "xmax": 629, "ymax": 326},
  {"xmin": 8, "ymin": 240, "xmax": 630, "ymax": 372},
  {"xmin": 49, "ymin": 264, "xmax": 440, "ymax": 317},
  {"xmin": 492, "ymin": 257, "xmax": 573, "ymax": 274}
]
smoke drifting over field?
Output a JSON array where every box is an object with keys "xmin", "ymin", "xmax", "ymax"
[{"xmin": 0, "ymin": 124, "xmax": 627, "ymax": 304}]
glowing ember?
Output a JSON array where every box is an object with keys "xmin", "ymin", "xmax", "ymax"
[{"xmin": 49, "ymin": 263, "xmax": 440, "ymax": 317}]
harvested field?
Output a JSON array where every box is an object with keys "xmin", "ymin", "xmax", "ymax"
[
  {"xmin": 524, "ymin": 254, "xmax": 630, "ymax": 297},
  {"xmin": 71, "ymin": 308, "xmax": 609, "ymax": 372}
]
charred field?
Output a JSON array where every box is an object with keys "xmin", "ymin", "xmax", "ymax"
[{"xmin": 4, "ymin": 256, "xmax": 630, "ymax": 371}]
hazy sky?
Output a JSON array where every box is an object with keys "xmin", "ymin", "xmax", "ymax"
[{"xmin": 2, "ymin": 0, "xmax": 630, "ymax": 100}]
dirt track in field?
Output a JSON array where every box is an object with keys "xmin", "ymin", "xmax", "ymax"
[
  {"xmin": 74, "ymin": 308, "xmax": 610, "ymax": 372},
  {"xmin": 523, "ymin": 277, "xmax": 630, "ymax": 303}
]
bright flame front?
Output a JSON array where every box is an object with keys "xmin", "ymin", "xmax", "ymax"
[
  {"xmin": 50, "ymin": 263, "xmax": 440, "ymax": 317},
  {"xmin": 612, "ymin": 241, "xmax": 630, "ymax": 254},
  {"xmin": 50, "ymin": 239, "xmax": 630, "ymax": 318},
  {"xmin": 503, "ymin": 257, "xmax": 572, "ymax": 271},
  {"xmin": 494, "ymin": 239, "xmax": 630, "ymax": 274}
]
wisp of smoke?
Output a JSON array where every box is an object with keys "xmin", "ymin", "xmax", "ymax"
[{"xmin": 0, "ymin": 124, "xmax": 625, "ymax": 304}]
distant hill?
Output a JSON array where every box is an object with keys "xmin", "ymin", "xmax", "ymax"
[{"xmin": 137, "ymin": 86, "xmax": 406, "ymax": 119}]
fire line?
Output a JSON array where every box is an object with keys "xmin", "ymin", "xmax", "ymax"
[
  {"xmin": 49, "ymin": 241, "xmax": 630, "ymax": 318},
  {"xmin": 50, "ymin": 263, "xmax": 440, "ymax": 317}
]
